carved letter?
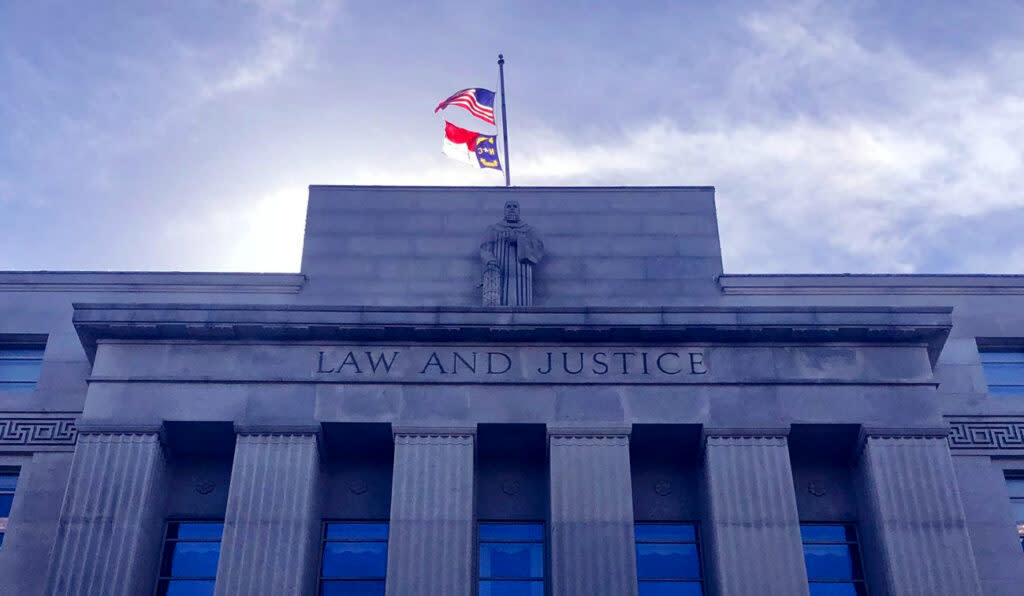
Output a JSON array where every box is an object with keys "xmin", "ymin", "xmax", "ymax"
[
  {"xmin": 487, "ymin": 352, "xmax": 512, "ymax": 374},
  {"xmin": 452, "ymin": 352, "xmax": 477, "ymax": 374},
  {"xmin": 563, "ymin": 352, "xmax": 584, "ymax": 375},
  {"xmin": 365, "ymin": 351, "xmax": 399, "ymax": 374},
  {"xmin": 339, "ymin": 351, "xmax": 363, "ymax": 374},
  {"xmin": 317, "ymin": 351, "xmax": 335, "ymax": 373},
  {"xmin": 538, "ymin": 352, "xmax": 553, "ymax": 375},
  {"xmin": 657, "ymin": 352, "xmax": 681, "ymax": 375},
  {"xmin": 613, "ymin": 352, "xmax": 637, "ymax": 374},
  {"xmin": 420, "ymin": 352, "xmax": 447, "ymax": 375},
  {"xmin": 641, "ymin": 352, "xmax": 650, "ymax": 375},
  {"xmin": 592, "ymin": 352, "xmax": 609, "ymax": 375},
  {"xmin": 689, "ymin": 351, "xmax": 708, "ymax": 375}
]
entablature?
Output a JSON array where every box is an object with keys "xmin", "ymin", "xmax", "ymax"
[{"xmin": 72, "ymin": 303, "xmax": 952, "ymax": 364}]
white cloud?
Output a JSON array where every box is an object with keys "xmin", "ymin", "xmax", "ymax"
[{"xmin": 495, "ymin": 3, "xmax": 1024, "ymax": 274}]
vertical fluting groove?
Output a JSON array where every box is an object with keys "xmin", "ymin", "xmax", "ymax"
[
  {"xmin": 548, "ymin": 435, "xmax": 636, "ymax": 596},
  {"xmin": 860, "ymin": 436, "xmax": 982, "ymax": 595},
  {"xmin": 386, "ymin": 433, "xmax": 474, "ymax": 596},
  {"xmin": 214, "ymin": 433, "xmax": 319, "ymax": 596},
  {"xmin": 46, "ymin": 433, "xmax": 166, "ymax": 596},
  {"xmin": 705, "ymin": 436, "xmax": 808, "ymax": 596}
]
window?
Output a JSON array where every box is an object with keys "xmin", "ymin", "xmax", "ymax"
[
  {"xmin": 0, "ymin": 347, "xmax": 44, "ymax": 392},
  {"xmin": 980, "ymin": 351, "xmax": 1024, "ymax": 395},
  {"xmin": 635, "ymin": 523, "xmax": 704, "ymax": 596},
  {"xmin": 1007, "ymin": 477, "xmax": 1024, "ymax": 552},
  {"xmin": 156, "ymin": 521, "xmax": 223, "ymax": 596},
  {"xmin": 0, "ymin": 472, "xmax": 17, "ymax": 547},
  {"xmin": 801, "ymin": 524, "xmax": 867, "ymax": 595},
  {"xmin": 478, "ymin": 522, "xmax": 544, "ymax": 596},
  {"xmin": 320, "ymin": 522, "xmax": 388, "ymax": 595}
]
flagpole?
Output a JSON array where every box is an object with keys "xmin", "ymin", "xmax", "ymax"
[{"xmin": 498, "ymin": 54, "xmax": 511, "ymax": 187}]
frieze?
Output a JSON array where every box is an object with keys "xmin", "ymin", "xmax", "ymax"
[
  {"xmin": 948, "ymin": 418, "xmax": 1024, "ymax": 451},
  {"xmin": 315, "ymin": 346, "xmax": 707, "ymax": 384},
  {"xmin": 0, "ymin": 416, "xmax": 78, "ymax": 450}
]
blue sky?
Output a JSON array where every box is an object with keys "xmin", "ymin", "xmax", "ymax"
[{"xmin": 2, "ymin": 0, "xmax": 1023, "ymax": 274}]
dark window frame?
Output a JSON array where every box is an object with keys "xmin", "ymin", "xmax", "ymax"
[
  {"xmin": 0, "ymin": 341, "xmax": 46, "ymax": 392},
  {"xmin": 153, "ymin": 519, "xmax": 224, "ymax": 596},
  {"xmin": 0, "ymin": 468, "xmax": 19, "ymax": 548},
  {"xmin": 979, "ymin": 349, "xmax": 1024, "ymax": 395},
  {"xmin": 634, "ymin": 521, "xmax": 706, "ymax": 593},
  {"xmin": 477, "ymin": 520, "xmax": 547, "ymax": 594},
  {"xmin": 318, "ymin": 520, "xmax": 390, "ymax": 593},
  {"xmin": 800, "ymin": 522, "xmax": 869, "ymax": 594},
  {"xmin": 1005, "ymin": 473, "xmax": 1024, "ymax": 552}
]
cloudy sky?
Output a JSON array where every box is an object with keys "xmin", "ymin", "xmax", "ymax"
[{"xmin": 2, "ymin": 0, "xmax": 1023, "ymax": 274}]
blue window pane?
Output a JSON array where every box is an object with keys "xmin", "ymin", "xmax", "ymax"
[
  {"xmin": 0, "ymin": 533, "xmax": 4, "ymax": 547},
  {"xmin": 320, "ymin": 580, "xmax": 387, "ymax": 596},
  {"xmin": 479, "ymin": 523, "xmax": 543, "ymax": 541},
  {"xmin": 0, "ymin": 361, "xmax": 43, "ymax": 381},
  {"xmin": 0, "ymin": 349, "xmax": 44, "ymax": 360},
  {"xmin": 981, "ymin": 352, "xmax": 1024, "ymax": 363},
  {"xmin": 1010, "ymin": 502, "xmax": 1024, "ymax": 521},
  {"xmin": 479, "ymin": 543, "xmax": 543, "ymax": 579},
  {"xmin": 638, "ymin": 581, "xmax": 704, "ymax": 596},
  {"xmin": 982, "ymin": 363, "xmax": 1024, "ymax": 385},
  {"xmin": 169, "ymin": 523, "xmax": 223, "ymax": 540},
  {"xmin": 635, "ymin": 524, "xmax": 697, "ymax": 542},
  {"xmin": 0, "ymin": 382, "xmax": 36, "ymax": 392},
  {"xmin": 0, "ymin": 474, "xmax": 18, "ymax": 491},
  {"xmin": 0, "ymin": 494, "xmax": 14, "ymax": 517},
  {"xmin": 809, "ymin": 582, "xmax": 866, "ymax": 596},
  {"xmin": 804, "ymin": 544, "xmax": 859, "ymax": 580},
  {"xmin": 164, "ymin": 542, "xmax": 221, "ymax": 577},
  {"xmin": 159, "ymin": 579, "xmax": 216, "ymax": 596},
  {"xmin": 800, "ymin": 525, "xmax": 854, "ymax": 543},
  {"xmin": 322, "ymin": 542, "xmax": 387, "ymax": 578},
  {"xmin": 989, "ymin": 385, "xmax": 1024, "ymax": 395},
  {"xmin": 478, "ymin": 580, "xmax": 544, "ymax": 596},
  {"xmin": 1006, "ymin": 479, "xmax": 1024, "ymax": 498},
  {"xmin": 325, "ymin": 523, "xmax": 388, "ymax": 540},
  {"xmin": 636, "ymin": 543, "xmax": 701, "ymax": 579}
]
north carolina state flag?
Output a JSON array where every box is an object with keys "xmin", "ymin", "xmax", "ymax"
[{"xmin": 442, "ymin": 121, "xmax": 502, "ymax": 171}]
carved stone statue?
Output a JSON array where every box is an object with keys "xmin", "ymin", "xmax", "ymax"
[{"xmin": 480, "ymin": 200, "xmax": 545, "ymax": 306}]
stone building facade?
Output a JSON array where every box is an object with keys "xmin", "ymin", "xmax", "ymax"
[{"xmin": 1, "ymin": 185, "xmax": 1023, "ymax": 595}]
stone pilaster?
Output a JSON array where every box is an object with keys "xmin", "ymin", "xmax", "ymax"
[
  {"xmin": 704, "ymin": 433, "xmax": 809, "ymax": 596},
  {"xmin": 548, "ymin": 431, "xmax": 637, "ymax": 596},
  {"xmin": 45, "ymin": 430, "xmax": 168, "ymax": 596},
  {"xmin": 214, "ymin": 430, "xmax": 321, "ymax": 596},
  {"xmin": 386, "ymin": 430, "xmax": 475, "ymax": 596},
  {"xmin": 858, "ymin": 433, "xmax": 983, "ymax": 595}
]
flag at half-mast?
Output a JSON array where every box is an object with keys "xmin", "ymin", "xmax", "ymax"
[
  {"xmin": 442, "ymin": 121, "xmax": 501, "ymax": 171},
  {"xmin": 434, "ymin": 88, "xmax": 496, "ymax": 125}
]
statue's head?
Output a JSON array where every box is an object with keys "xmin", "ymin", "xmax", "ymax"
[{"xmin": 504, "ymin": 200, "xmax": 521, "ymax": 223}]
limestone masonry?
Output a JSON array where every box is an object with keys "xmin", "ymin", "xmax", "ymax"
[{"xmin": 1, "ymin": 185, "xmax": 1024, "ymax": 595}]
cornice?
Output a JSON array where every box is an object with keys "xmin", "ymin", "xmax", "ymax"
[
  {"xmin": 0, "ymin": 272, "xmax": 305, "ymax": 294},
  {"xmin": 70, "ymin": 303, "xmax": 953, "ymax": 363},
  {"xmin": 720, "ymin": 274, "xmax": 1024, "ymax": 295}
]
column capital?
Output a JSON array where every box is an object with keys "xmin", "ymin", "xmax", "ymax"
[
  {"xmin": 75, "ymin": 420, "xmax": 165, "ymax": 440},
  {"xmin": 548, "ymin": 426, "xmax": 631, "ymax": 438},
  {"xmin": 856, "ymin": 426, "xmax": 950, "ymax": 455},
  {"xmin": 233, "ymin": 423, "xmax": 322, "ymax": 437},
  {"xmin": 392, "ymin": 426, "xmax": 475, "ymax": 440},
  {"xmin": 702, "ymin": 427, "xmax": 789, "ymax": 446}
]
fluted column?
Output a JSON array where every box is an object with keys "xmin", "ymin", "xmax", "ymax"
[
  {"xmin": 549, "ymin": 431, "xmax": 637, "ymax": 596},
  {"xmin": 704, "ymin": 433, "xmax": 809, "ymax": 596},
  {"xmin": 386, "ymin": 430, "xmax": 475, "ymax": 596},
  {"xmin": 45, "ymin": 429, "xmax": 168, "ymax": 596},
  {"xmin": 858, "ymin": 433, "xmax": 982, "ymax": 595},
  {"xmin": 214, "ymin": 430, "xmax": 321, "ymax": 596}
]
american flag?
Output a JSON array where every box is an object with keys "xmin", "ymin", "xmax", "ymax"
[{"xmin": 434, "ymin": 88, "xmax": 496, "ymax": 126}]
